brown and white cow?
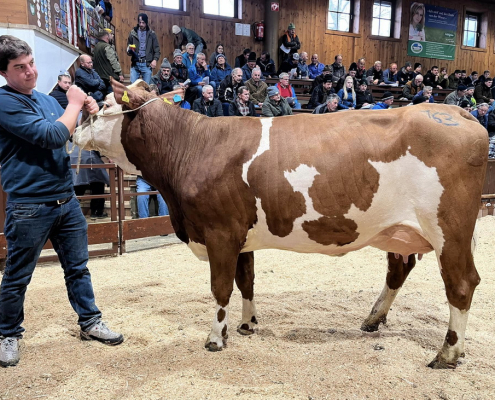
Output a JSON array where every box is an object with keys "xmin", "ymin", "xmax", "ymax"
[{"xmin": 75, "ymin": 79, "xmax": 488, "ymax": 369}]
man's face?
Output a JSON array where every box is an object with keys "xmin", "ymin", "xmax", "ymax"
[
  {"xmin": 358, "ymin": 60, "xmax": 365, "ymax": 69},
  {"xmin": 359, "ymin": 84, "xmax": 367, "ymax": 92},
  {"xmin": 473, "ymin": 73, "xmax": 479, "ymax": 80},
  {"xmin": 384, "ymin": 98, "xmax": 394, "ymax": 106},
  {"xmin": 349, "ymin": 70, "xmax": 356, "ymax": 77},
  {"xmin": 486, "ymin": 80, "xmax": 493, "ymax": 87},
  {"xmin": 233, "ymin": 71, "xmax": 243, "ymax": 83},
  {"xmin": 197, "ymin": 55, "xmax": 205, "ymax": 65},
  {"xmin": 466, "ymin": 88, "xmax": 474, "ymax": 96},
  {"xmin": 406, "ymin": 65, "xmax": 412, "ymax": 72},
  {"xmin": 260, "ymin": 54, "xmax": 267, "ymax": 62},
  {"xmin": 58, "ymin": 76, "xmax": 71, "ymax": 91},
  {"xmin": 415, "ymin": 65, "xmax": 422, "ymax": 73},
  {"xmin": 431, "ymin": 67, "xmax": 439, "ymax": 76},
  {"xmin": 187, "ymin": 45, "xmax": 195, "ymax": 55},
  {"xmin": 270, "ymin": 93, "xmax": 281, "ymax": 102},
  {"xmin": 484, "ymin": 72, "xmax": 490, "ymax": 78},
  {"xmin": 478, "ymin": 106, "xmax": 489, "ymax": 116},
  {"xmin": 248, "ymin": 61, "xmax": 256, "ymax": 69},
  {"xmin": 336, "ymin": 56, "xmax": 343, "ymax": 65},
  {"xmin": 288, "ymin": 28, "xmax": 295, "ymax": 35},
  {"xmin": 239, "ymin": 90, "xmax": 250, "ymax": 103},
  {"xmin": 461, "ymin": 72, "xmax": 467, "ymax": 78},
  {"xmin": 375, "ymin": 63, "xmax": 382, "ymax": 71},
  {"xmin": 415, "ymin": 77, "xmax": 423, "ymax": 86},
  {"xmin": 174, "ymin": 55, "xmax": 182, "ymax": 64},
  {"xmin": 279, "ymin": 76, "xmax": 289, "ymax": 86},
  {"xmin": 327, "ymin": 99, "xmax": 339, "ymax": 111},
  {"xmin": 0, "ymin": 53, "xmax": 38, "ymax": 95},
  {"xmin": 455, "ymin": 72, "xmax": 461, "ymax": 78},
  {"xmin": 311, "ymin": 54, "xmax": 319, "ymax": 64},
  {"xmin": 161, "ymin": 67, "xmax": 171, "ymax": 79},
  {"xmin": 300, "ymin": 52, "xmax": 308, "ymax": 62},
  {"xmin": 244, "ymin": 52, "xmax": 250, "ymax": 60},
  {"xmin": 323, "ymin": 82, "xmax": 332, "ymax": 91},
  {"xmin": 217, "ymin": 56, "xmax": 225, "ymax": 66},
  {"xmin": 390, "ymin": 64, "xmax": 397, "ymax": 73},
  {"xmin": 424, "ymin": 90, "xmax": 432, "ymax": 98},
  {"xmin": 80, "ymin": 56, "xmax": 93, "ymax": 69},
  {"xmin": 203, "ymin": 88, "xmax": 214, "ymax": 101},
  {"xmin": 138, "ymin": 17, "xmax": 146, "ymax": 30},
  {"xmin": 252, "ymin": 70, "xmax": 261, "ymax": 82}
]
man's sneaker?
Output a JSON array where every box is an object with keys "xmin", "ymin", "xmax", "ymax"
[
  {"xmin": 80, "ymin": 321, "xmax": 124, "ymax": 345},
  {"xmin": 0, "ymin": 337, "xmax": 20, "ymax": 367}
]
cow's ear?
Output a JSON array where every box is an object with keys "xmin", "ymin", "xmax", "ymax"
[{"xmin": 113, "ymin": 81, "xmax": 147, "ymax": 109}]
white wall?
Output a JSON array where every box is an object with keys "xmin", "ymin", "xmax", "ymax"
[{"xmin": 0, "ymin": 27, "xmax": 79, "ymax": 94}]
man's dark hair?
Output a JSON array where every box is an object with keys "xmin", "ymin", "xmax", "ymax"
[
  {"xmin": 486, "ymin": 77, "xmax": 493, "ymax": 82},
  {"xmin": 484, "ymin": 70, "xmax": 490, "ymax": 74},
  {"xmin": 0, "ymin": 35, "xmax": 32, "ymax": 72},
  {"xmin": 431, "ymin": 66, "xmax": 438, "ymax": 70},
  {"xmin": 58, "ymin": 72, "xmax": 71, "ymax": 81},
  {"xmin": 243, "ymin": 48, "xmax": 251, "ymax": 55},
  {"xmin": 261, "ymin": 50, "xmax": 270, "ymax": 59},
  {"xmin": 471, "ymin": 71, "xmax": 478, "ymax": 75},
  {"xmin": 461, "ymin": 70, "xmax": 466, "ymax": 73},
  {"xmin": 334, "ymin": 54, "xmax": 342, "ymax": 60},
  {"xmin": 454, "ymin": 69, "xmax": 461, "ymax": 74}
]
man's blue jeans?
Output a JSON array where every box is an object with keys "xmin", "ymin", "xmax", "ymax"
[
  {"xmin": 130, "ymin": 62, "xmax": 152, "ymax": 84},
  {"xmin": 136, "ymin": 176, "xmax": 169, "ymax": 218},
  {"xmin": 0, "ymin": 196, "xmax": 102, "ymax": 338}
]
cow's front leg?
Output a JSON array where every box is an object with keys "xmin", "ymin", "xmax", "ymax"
[
  {"xmin": 204, "ymin": 236, "xmax": 239, "ymax": 351},
  {"xmin": 235, "ymin": 252, "xmax": 258, "ymax": 335},
  {"xmin": 362, "ymin": 253, "xmax": 416, "ymax": 332}
]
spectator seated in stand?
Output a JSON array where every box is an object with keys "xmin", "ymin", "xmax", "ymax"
[
  {"xmin": 312, "ymin": 94, "xmax": 345, "ymax": 114},
  {"xmin": 308, "ymin": 54, "xmax": 325, "ymax": 79},
  {"xmin": 218, "ymin": 68, "xmax": 244, "ymax": 116},
  {"xmin": 245, "ymin": 68, "xmax": 268, "ymax": 107},
  {"xmin": 397, "ymin": 62, "xmax": 414, "ymax": 86},
  {"xmin": 335, "ymin": 64, "xmax": 358, "ymax": 93},
  {"xmin": 471, "ymin": 103, "xmax": 489, "ymax": 129},
  {"xmin": 330, "ymin": 54, "xmax": 346, "ymax": 84},
  {"xmin": 412, "ymin": 86, "xmax": 434, "ymax": 104},
  {"xmin": 209, "ymin": 43, "xmax": 227, "ymax": 68},
  {"xmin": 382, "ymin": 62, "xmax": 398, "ymax": 85},
  {"xmin": 188, "ymin": 52, "xmax": 213, "ymax": 99},
  {"xmin": 401, "ymin": 74, "xmax": 424, "ymax": 100},
  {"xmin": 337, "ymin": 76, "xmax": 356, "ymax": 109},
  {"xmin": 474, "ymin": 77, "xmax": 494, "ymax": 105},
  {"xmin": 307, "ymin": 74, "xmax": 334, "ymax": 109},
  {"xmin": 298, "ymin": 52, "xmax": 309, "ymax": 78},
  {"xmin": 235, "ymin": 48, "xmax": 251, "ymax": 68},
  {"xmin": 256, "ymin": 51, "xmax": 276, "ymax": 78},
  {"xmin": 229, "ymin": 86, "xmax": 257, "ymax": 116},
  {"xmin": 261, "ymin": 86, "xmax": 293, "ymax": 117},
  {"xmin": 150, "ymin": 58, "xmax": 179, "ymax": 95},
  {"xmin": 275, "ymin": 72, "xmax": 301, "ymax": 109},
  {"xmin": 192, "ymin": 85, "xmax": 223, "ymax": 117},
  {"xmin": 241, "ymin": 52, "xmax": 257, "ymax": 81},
  {"xmin": 366, "ymin": 61, "xmax": 385, "ymax": 85},
  {"xmin": 277, "ymin": 53, "xmax": 301, "ymax": 77},
  {"xmin": 49, "ymin": 71, "xmax": 72, "ymax": 109},
  {"xmin": 75, "ymin": 54, "xmax": 106, "ymax": 103},
  {"xmin": 311, "ymin": 65, "xmax": 332, "ymax": 93},
  {"xmin": 355, "ymin": 79, "xmax": 375, "ymax": 109},
  {"xmin": 172, "ymin": 85, "xmax": 191, "ymax": 109},
  {"xmin": 371, "ymin": 91, "xmax": 395, "ymax": 109},
  {"xmin": 444, "ymin": 85, "xmax": 467, "ymax": 106},
  {"xmin": 210, "ymin": 53, "xmax": 232, "ymax": 86}
]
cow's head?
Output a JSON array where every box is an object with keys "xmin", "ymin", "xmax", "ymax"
[{"xmin": 74, "ymin": 78, "xmax": 184, "ymax": 174}]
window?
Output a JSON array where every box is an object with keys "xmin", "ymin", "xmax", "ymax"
[
  {"xmin": 203, "ymin": 0, "xmax": 239, "ymax": 18},
  {"xmin": 144, "ymin": 0, "xmax": 183, "ymax": 10},
  {"xmin": 328, "ymin": 0, "xmax": 353, "ymax": 32},
  {"xmin": 463, "ymin": 12, "xmax": 480, "ymax": 47},
  {"xmin": 372, "ymin": 0, "xmax": 393, "ymax": 37}
]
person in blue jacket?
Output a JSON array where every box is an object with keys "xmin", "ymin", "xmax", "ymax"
[
  {"xmin": 471, "ymin": 103, "xmax": 489, "ymax": 129},
  {"xmin": 0, "ymin": 35, "xmax": 123, "ymax": 368},
  {"xmin": 413, "ymin": 86, "xmax": 435, "ymax": 104},
  {"xmin": 372, "ymin": 91, "xmax": 395, "ymax": 109},
  {"xmin": 188, "ymin": 52, "xmax": 214, "ymax": 98},
  {"xmin": 210, "ymin": 54, "xmax": 232, "ymax": 86},
  {"xmin": 337, "ymin": 76, "xmax": 356, "ymax": 109}
]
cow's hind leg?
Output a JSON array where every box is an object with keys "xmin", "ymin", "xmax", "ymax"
[
  {"xmin": 428, "ymin": 250, "xmax": 480, "ymax": 369},
  {"xmin": 235, "ymin": 252, "xmax": 258, "ymax": 335},
  {"xmin": 204, "ymin": 236, "xmax": 239, "ymax": 352},
  {"xmin": 361, "ymin": 252, "xmax": 416, "ymax": 332}
]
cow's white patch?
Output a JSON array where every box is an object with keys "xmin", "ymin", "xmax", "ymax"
[
  {"xmin": 188, "ymin": 241, "xmax": 209, "ymax": 262},
  {"xmin": 242, "ymin": 118, "xmax": 273, "ymax": 185},
  {"xmin": 242, "ymin": 151, "xmax": 445, "ymax": 256},
  {"xmin": 438, "ymin": 304, "xmax": 469, "ymax": 362},
  {"xmin": 238, "ymin": 298, "xmax": 257, "ymax": 332},
  {"xmin": 74, "ymin": 95, "xmax": 142, "ymax": 175},
  {"xmin": 362, "ymin": 284, "xmax": 399, "ymax": 328},
  {"xmin": 206, "ymin": 305, "xmax": 228, "ymax": 349}
]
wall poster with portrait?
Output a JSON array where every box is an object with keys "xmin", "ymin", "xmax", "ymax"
[{"xmin": 408, "ymin": 2, "xmax": 458, "ymax": 61}]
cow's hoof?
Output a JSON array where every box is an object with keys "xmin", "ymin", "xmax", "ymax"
[
  {"xmin": 360, "ymin": 323, "xmax": 379, "ymax": 332},
  {"xmin": 361, "ymin": 315, "xmax": 386, "ymax": 332},
  {"xmin": 237, "ymin": 323, "xmax": 255, "ymax": 336},
  {"xmin": 427, "ymin": 356, "xmax": 457, "ymax": 369},
  {"xmin": 205, "ymin": 341, "xmax": 224, "ymax": 352}
]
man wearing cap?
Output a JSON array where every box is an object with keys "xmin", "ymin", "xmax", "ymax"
[
  {"xmin": 262, "ymin": 86, "xmax": 293, "ymax": 117},
  {"xmin": 464, "ymin": 86, "xmax": 476, "ymax": 108},
  {"xmin": 309, "ymin": 54, "xmax": 325, "ymax": 79},
  {"xmin": 277, "ymin": 53, "xmax": 301, "ymax": 78},
  {"xmin": 448, "ymin": 70, "xmax": 461, "ymax": 90},
  {"xmin": 151, "ymin": 58, "xmax": 179, "ymax": 95},
  {"xmin": 281, "ymin": 23, "xmax": 300, "ymax": 61},
  {"xmin": 172, "ymin": 25, "xmax": 205, "ymax": 55},
  {"xmin": 97, "ymin": 0, "xmax": 112, "ymax": 22},
  {"xmin": 235, "ymin": 48, "xmax": 251, "ymax": 69},
  {"xmin": 308, "ymin": 74, "xmax": 334, "ymax": 109},
  {"xmin": 210, "ymin": 53, "xmax": 232, "ymax": 86},
  {"xmin": 355, "ymin": 80, "xmax": 375, "ymax": 109},
  {"xmin": 256, "ymin": 51, "xmax": 276, "ymax": 78},
  {"xmin": 371, "ymin": 92, "xmax": 394, "ymax": 109},
  {"xmin": 383, "ymin": 62, "xmax": 398, "ymax": 85},
  {"xmin": 275, "ymin": 72, "xmax": 301, "ymax": 109},
  {"xmin": 242, "ymin": 52, "xmax": 257, "ymax": 81},
  {"xmin": 402, "ymin": 74, "xmax": 424, "ymax": 100},
  {"xmin": 126, "ymin": 13, "xmax": 161, "ymax": 84},
  {"xmin": 311, "ymin": 65, "xmax": 333, "ymax": 93},
  {"xmin": 366, "ymin": 61, "xmax": 385, "ymax": 86},
  {"xmin": 312, "ymin": 94, "xmax": 343, "ymax": 114},
  {"xmin": 412, "ymin": 63, "xmax": 422, "ymax": 79},
  {"xmin": 75, "ymin": 55, "xmax": 106, "ymax": 103},
  {"xmin": 49, "ymin": 71, "xmax": 72, "ymax": 109},
  {"xmin": 93, "ymin": 30, "xmax": 123, "ymax": 94},
  {"xmin": 444, "ymin": 85, "xmax": 467, "ymax": 106},
  {"xmin": 245, "ymin": 68, "xmax": 268, "ymax": 107},
  {"xmin": 171, "ymin": 49, "xmax": 189, "ymax": 83},
  {"xmin": 193, "ymin": 85, "xmax": 223, "ymax": 117},
  {"xmin": 397, "ymin": 62, "xmax": 414, "ymax": 86}
]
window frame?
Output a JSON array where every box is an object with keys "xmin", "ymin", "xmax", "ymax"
[
  {"xmin": 459, "ymin": 5, "xmax": 488, "ymax": 52},
  {"xmin": 462, "ymin": 11, "xmax": 480, "ymax": 48},
  {"xmin": 371, "ymin": 0, "xmax": 395, "ymax": 38},
  {"xmin": 200, "ymin": 0, "xmax": 242, "ymax": 22},
  {"xmin": 141, "ymin": 0, "xmax": 188, "ymax": 16},
  {"xmin": 326, "ymin": 0, "xmax": 361, "ymax": 37}
]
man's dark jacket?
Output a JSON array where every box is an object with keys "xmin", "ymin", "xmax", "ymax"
[
  {"xmin": 193, "ymin": 97, "xmax": 223, "ymax": 117},
  {"xmin": 127, "ymin": 26, "xmax": 161, "ymax": 66},
  {"xmin": 75, "ymin": 67, "xmax": 106, "ymax": 102}
]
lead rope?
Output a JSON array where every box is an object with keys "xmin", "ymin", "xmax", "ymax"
[{"xmin": 66, "ymin": 97, "xmax": 163, "ymax": 173}]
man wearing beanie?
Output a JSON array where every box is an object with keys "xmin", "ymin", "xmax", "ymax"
[
  {"xmin": 335, "ymin": 64, "xmax": 358, "ymax": 92},
  {"xmin": 308, "ymin": 74, "xmax": 334, "ymax": 109},
  {"xmin": 172, "ymin": 25, "xmax": 206, "ymax": 54},
  {"xmin": 444, "ymin": 85, "xmax": 467, "ymax": 106},
  {"xmin": 242, "ymin": 52, "xmax": 257, "ymax": 81},
  {"xmin": 171, "ymin": 49, "xmax": 189, "ymax": 83},
  {"xmin": 211, "ymin": 53, "xmax": 232, "ymax": 86},
  {"xmin": 355, "ymin": 79, "xmax": 375, "ymax": 109},
  {"xmin": 280, "ymin": 22, "xmax": 300, "ymax": 61},
  {"xmin": 413, "ymin": 62, "xmax": 422, "ymax": 79},
  {"xmin": 151, "ymin": 58, "xmax": 179, "ymax": 95},
  {"xmin": 126, "ymin": 13, "xmax": 161, "ymax": 84},
  {"xmin": 262, "ymin": 86, "xmax": 293, "ymax": 117},
  {"xmin": 372, "ymin": 92, "xmax": 395, "ymax": 109}
]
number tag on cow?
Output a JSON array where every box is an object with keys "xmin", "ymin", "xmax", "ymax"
[{"xmin": 122, "ymin": 91, "xmax": 130, "ymax": 103}]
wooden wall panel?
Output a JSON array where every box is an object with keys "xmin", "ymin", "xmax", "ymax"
[{"xmin": 0, "ymin": 0, "xmax": 27, "ymax": 25}]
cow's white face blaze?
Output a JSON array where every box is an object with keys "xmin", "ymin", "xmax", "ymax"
[{"xmin": 74, "ymin": 93, "xmax": 142, "ymax": 175}]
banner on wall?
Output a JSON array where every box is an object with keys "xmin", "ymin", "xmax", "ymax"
[{"xmin": 408, "ymin": 2, "xmax": 458, "ymax": 61}]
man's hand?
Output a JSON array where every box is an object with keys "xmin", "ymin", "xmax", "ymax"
[
  {"xmin": 150, "ymin": 60, "xmax": 157, "ymax": 69},
  {"xmin": 84, "ymin": 96, "xmax": 99, "ymax": 115},
  {"xmin": 119, "ymin": 75, "xmax": 125, "ymax": 82},
  {"xmin": 66, "ymin": 85, "xmax": 87, "ymax": 109}
]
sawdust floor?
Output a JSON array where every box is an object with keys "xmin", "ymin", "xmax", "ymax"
[{"xmin": 1, "ymin": 217, "xmax": 495, "ymax": 400}]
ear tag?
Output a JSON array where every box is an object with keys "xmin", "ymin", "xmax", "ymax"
[
  {"xmin": 163, "ymin": 97, "xmax": 172, "ymax": 104},
  {"xmin": 122, "ymin": 91, "xmax": 130, "ymax": 103}
]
